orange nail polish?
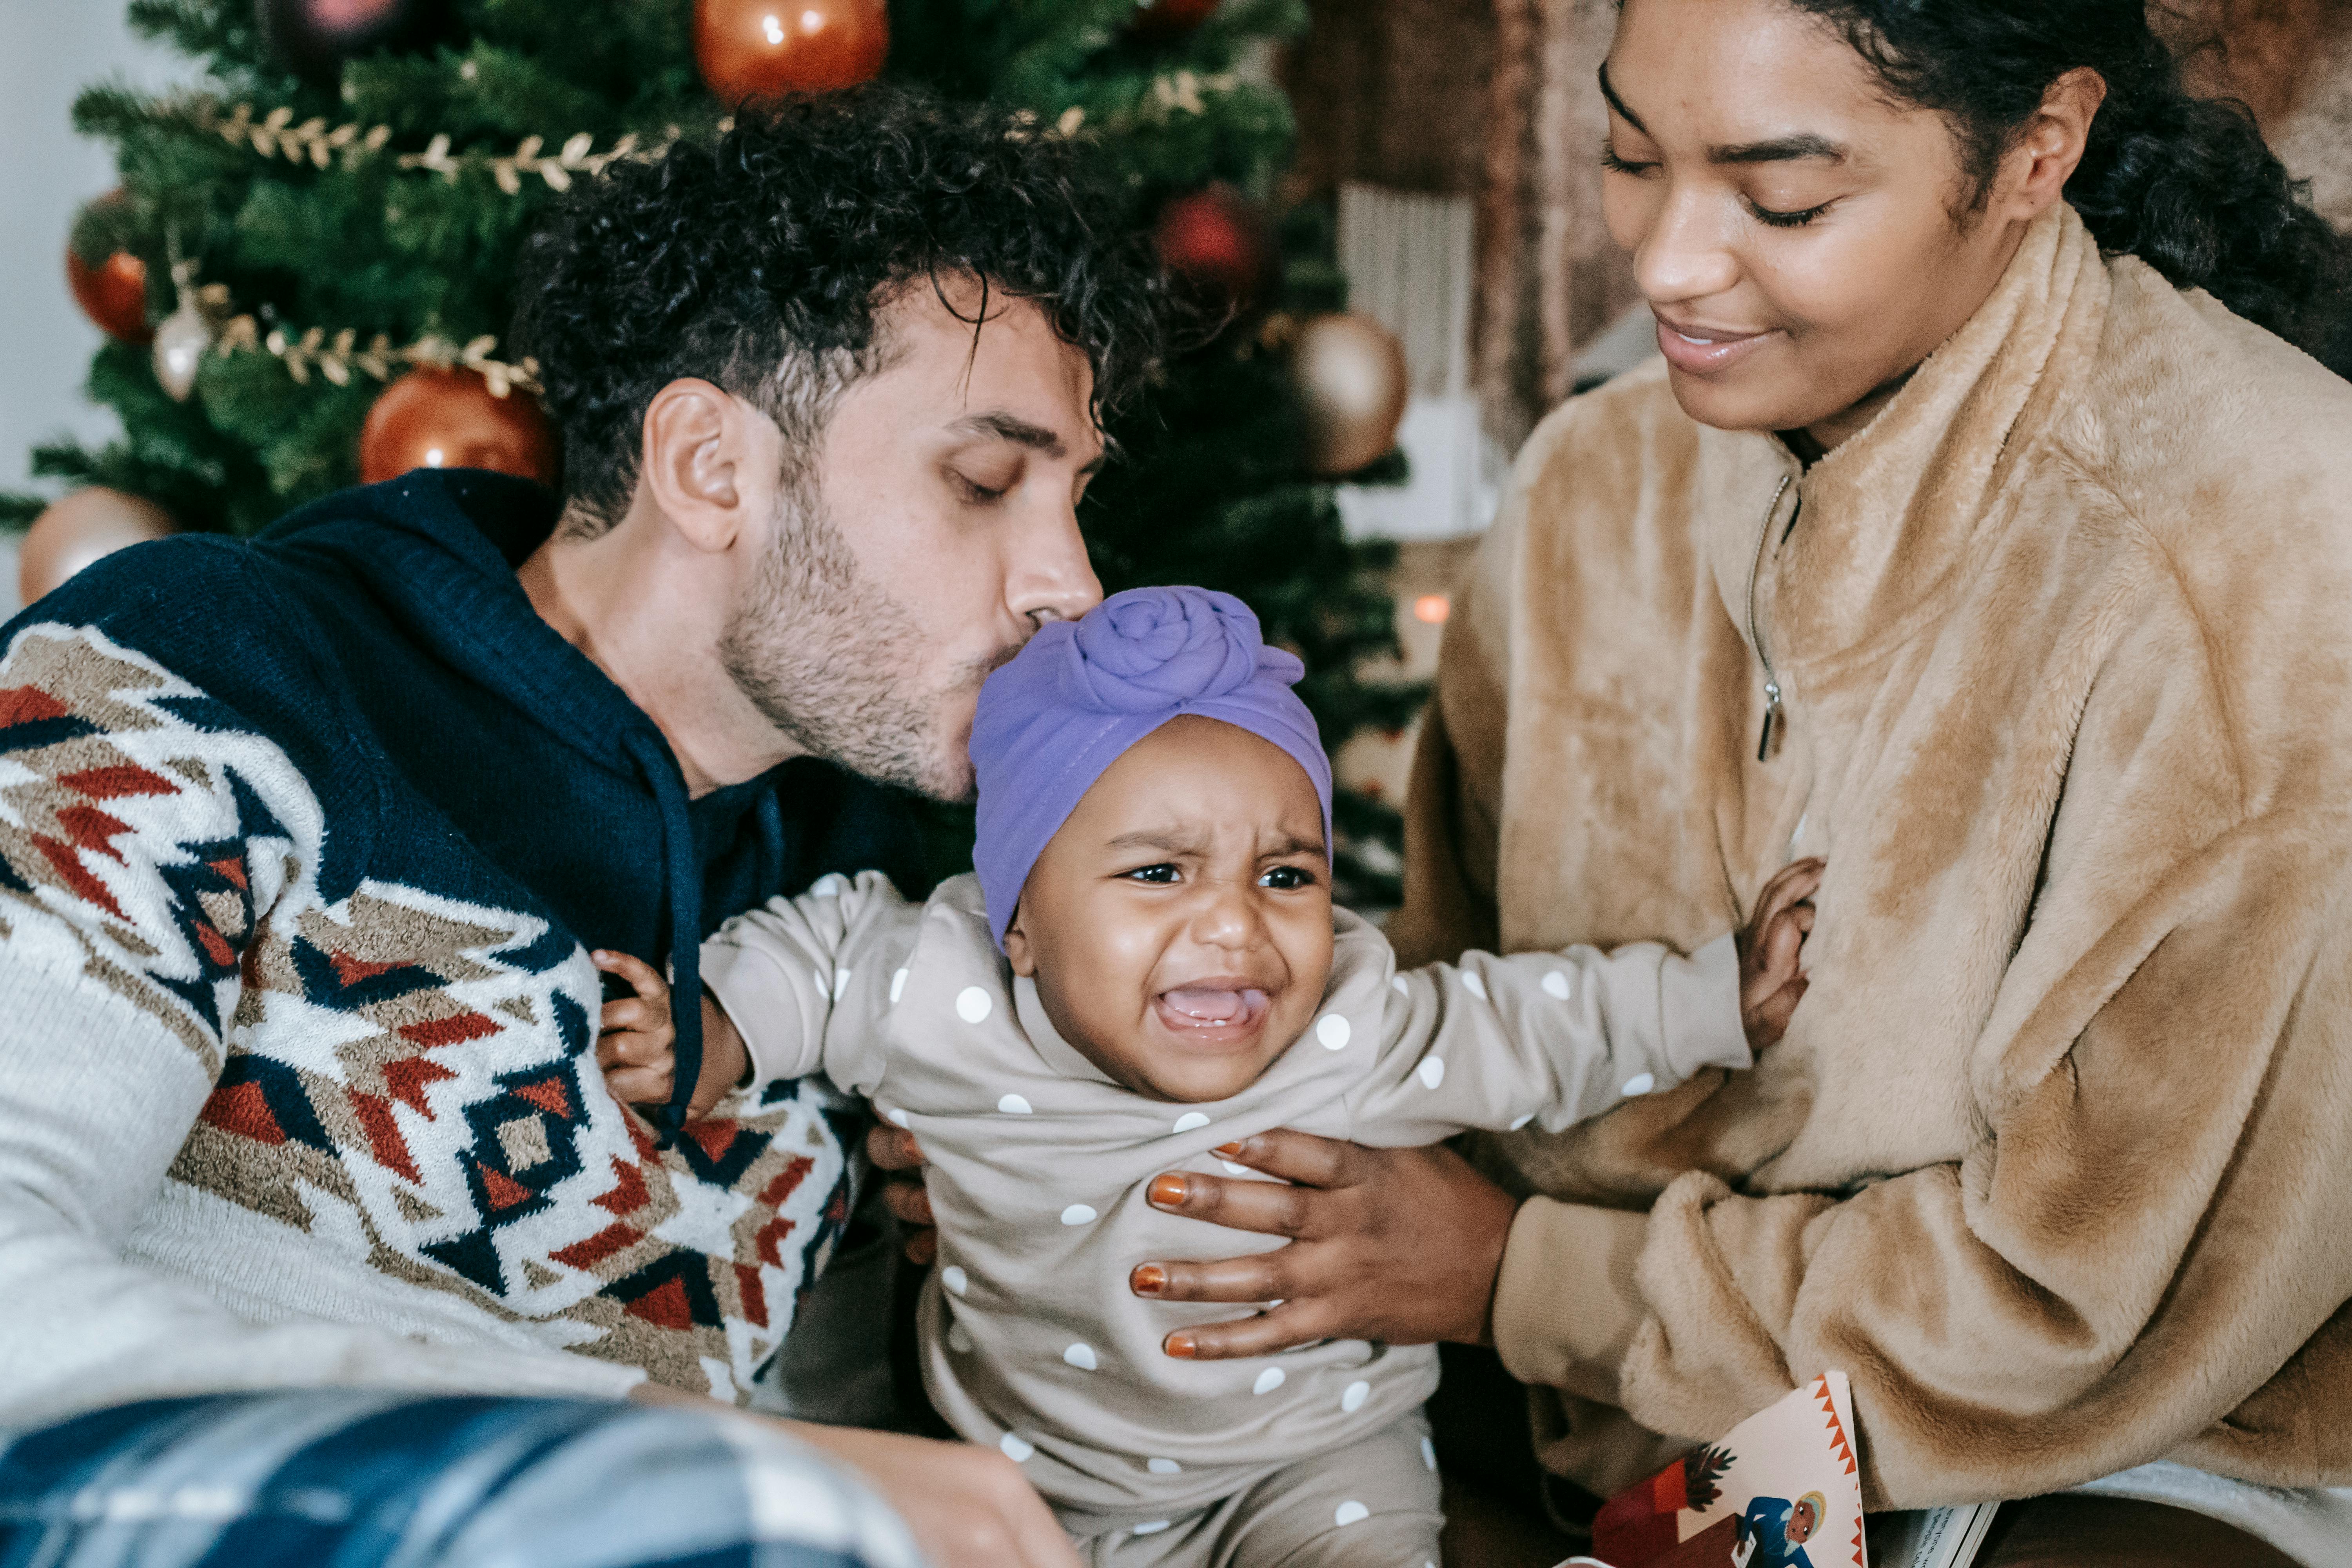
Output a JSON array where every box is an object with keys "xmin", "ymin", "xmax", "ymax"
[
  {"xmin": 1132, "ymin": 1264, "xmax": 1167, "ymax": 1295},
  {"xmin": 1165, "ymin": 1332, "xmax": 1198, "ymax": 1359},
  {"xmin": 1211, "ymin": 1142, "xmax": 1245, "ymax": 1159},
  {"xmin": 1148, "ymin": 1173, "xmax": 1189, "ymax": 1208}
]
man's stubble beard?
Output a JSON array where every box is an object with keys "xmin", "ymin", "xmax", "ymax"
[{"xmin": 719, "ymin": 483, "xmax": 1014, "ymax": 802}]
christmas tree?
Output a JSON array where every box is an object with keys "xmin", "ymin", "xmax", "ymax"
[{"xmin": 11, "ymin": 0, "xmax": 1419, "ymax": 900}]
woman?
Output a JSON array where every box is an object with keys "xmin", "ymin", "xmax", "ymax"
[{"xmin": 1103, "ymin": 0, "xmax": 2352, "ymax": 1559}]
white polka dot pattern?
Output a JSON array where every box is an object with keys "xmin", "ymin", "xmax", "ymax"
[
  {"xmin": 941, "ymin": 1265, "xmax": 968, "ymax": 1296},
  {"xmin": 1416, "ymin": 1057, "xmax": 1445, "ymax": 1090},
  {"xmin": 1316, "ymin": 1013, "xmax": 1351, "ymax": 1050},
  {"xmin": 1391, "ymin": 975, "xmax": 1408, "ymax": 994},
  {"xmin": 998, "ymin": 1094, "xmax": 1033, "ymax": 1115},
  {"xmin": 1172, "ymin": 1111, "xmax": 1211, "ymax": 1134},
  {"xmin": 1063, "ymin": 1342, "xmax": 1098, "ymax": 1370},
  {"xmin": 1621, "ymin": 1073, "xmax": 1657, "ymax": 1097},
  {"xmin": 1252, "ymin": 1367, "xmax": 1285, "ymax": 1394},
  {"xmin": 956, "ymin": 986, "xmax": 992, "ymax": 1023},
  {"xmin": 1542, "ymin": 969, "xmax": 1572, "ymax": 1000},
  {"xmin": 1420, "ymin": 1436, "xmax": 1437, "ymax": 1471},
  {"xmin": 831, "ymin": 966, "xmax": 851, "ymax": 1001},
  {"xmin": 1461, "ymin": 970, "xmax": 1487, "ymax": 1000},
  {"xmin": 999, "ymin": 1432, "xmax": 1034, "ymax": 1462},
  {"xmin": 1334, "ymin": 1501, "xmax": 1369, "ymax": 1527},
  {"xmin": 1509, "ymin": 1112, "xmax": 1534, "ymax": 1131},
  {"xmin": 1133, "ymin": 1521, "xmax": 1171, "ymax": 1535},
  {"xmin": 1147, "ymin": 1457, "xmax": 1182, "ymax": 1475},
  {"xmin": 886, "ymin": 1107, "xmax": 909, "ymax": 1127},
  {"xmin": 1341, "ymin": 1379, "xmax": 1370, "ymax": 1412},
  {"xmin": 809, "ymin": 874, "xmax": 846, "ymax": 898},
  {"xmin": 1220, "ymin": 1160, "xmax": 1251, "ymax": 1175},
  {"xmin": 949, "ymin": 1322, "xmax": 975, "ymax": 1353},
  {"xmin": 889, "ymin": 967, "xmax": 909, "ymax": 1004},
  {"xmin": 1061, "ymin": 1204, "xmax": 1097, "ymax": 1226}
]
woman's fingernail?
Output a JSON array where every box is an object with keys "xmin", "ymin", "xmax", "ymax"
[
  {"xmin": 1211, "ymin": 1142, "xmax": 1245, "ymax": 1160},
  {"xmin": 1164, "ymin": 1332, "xmax": 1198, "ymax": 1359},
  {"xmin": 1148, "ymin": 1173, "xmax": 1189, "ymax": 1208},
  {"xmin": 1132, "ymin": 1264, "xmax": 1167, "ymax": 1295}
]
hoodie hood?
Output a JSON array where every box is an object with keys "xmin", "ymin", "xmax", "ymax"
[{"xmin": 265, "ymin": 469, "xmax": 742, "ymax": 1139}]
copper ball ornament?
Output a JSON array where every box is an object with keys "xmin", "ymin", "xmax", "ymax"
[
  {"xmin": 694, "ymin": 0, "xmax": 889, "ymax": 105},
  {"xmin": 1291, "ymin": 311, "xmax": 1409, "ymax": 476},
  {"xmin": 256, "ymin": 0, "xmax": 449, "ymax": 82},
  {"xmin": 1153, "ymin": 184, "xmax": 1276, "ymax": 317},
  {"xmin": 18, "ymin": 489, "xmax": 179, "ymax": 606},
  {"xmin": 358, "ymin": 367, "xmax": 560, "ymax": 488},
  {"xmin": 67, "ymin": 247, "xmax": 152, "ymax": 346}
]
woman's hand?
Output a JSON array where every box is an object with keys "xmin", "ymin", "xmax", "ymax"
[
  {"xmin": 867, "ymin": 1120, "xmax": 939, "ymax": 1264},
  {"xmin": 1125, "ymin": 1129, "xmax": 1520, "ymax": 1357}
]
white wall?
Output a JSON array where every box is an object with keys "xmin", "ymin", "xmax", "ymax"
[{"xmin": 0, "ymin": 2, "xmax": 183, "ymax": 610}]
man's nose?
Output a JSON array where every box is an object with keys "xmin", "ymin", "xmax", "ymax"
[
  {"xmin": 1007, "ymin": 498, "xmax": 1102, "ymax": 629},
  {"xmin": 1633, "ymin": 185, "xmax": 1742, "ymax": 309}
]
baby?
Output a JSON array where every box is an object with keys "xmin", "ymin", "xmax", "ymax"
[{"xmin": 597, "ymin": 586, "xmax": 1818, "ymax": 1568}]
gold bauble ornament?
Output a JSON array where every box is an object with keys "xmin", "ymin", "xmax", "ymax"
[
  {"xmin": 19, "ymin": 489, "xmax": 180, "ymax": 606},
  {"xmin": 694, "ymin": 0, "xmax": 889, "ymax": 105},
  {"xmin": 1290, "ymin": 312, "xmax": 1409, "ymax": 476}
]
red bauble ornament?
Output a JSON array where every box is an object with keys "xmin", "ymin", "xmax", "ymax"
[
  {"xmin": 19, "ymin": 490, "xmax": 178, "ymax": 606},
  {"xmin": 694, "ymin": 0, "xmax": 889, "ymax": 105},
  {"xmin": 66, "ymin": 191, "xmax": 151, "ymax": 345},
  {"xmin": 67, "ymin": 247, "xmax": 152, "ymax": 346},
  {"xmin": 1130, "ymin": 0, "xmax": 1220, "ymax": 40},
  {"xmin": 1153, "ymin": 184, "xmax": 1276, "ymax": 316},
  {"xmin": 358, "ymin": 368, "xmax": 560, "ymax": 488},
  {"xmin": 256, "ymin": 0, "xmax": 449, "ymax": 82}
]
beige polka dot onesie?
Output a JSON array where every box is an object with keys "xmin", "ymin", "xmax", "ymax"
[{"xmin": 700, "ymin": 871, "xmax": 1746, "ymax": 1567}]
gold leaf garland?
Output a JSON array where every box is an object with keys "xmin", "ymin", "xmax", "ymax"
[
  {"xmin": 196, "ymin": 99, "xmax": 672, "ymax": 193},
  {"xmin": 191, "ymin": 285, "xmax": 540, "ymax": 395}
]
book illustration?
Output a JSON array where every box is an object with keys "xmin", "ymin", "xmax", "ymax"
[{"xmin": 1579, "ymin": 1373, "xmax": 1868, "ymax": 1568}]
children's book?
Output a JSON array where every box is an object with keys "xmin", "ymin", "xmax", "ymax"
[{"xmin": 1554, "ymin": 1375, "xmax": 1997, "ymax": 1568}]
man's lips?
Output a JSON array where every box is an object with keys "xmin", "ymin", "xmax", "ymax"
[
  {"xmin": 1152, "ymin": 980, "xmax": 1272, "ymax": 1047},
  {"xmin": 1654, "ymin": 315, "xmax": 1776, "ymax": 376}
]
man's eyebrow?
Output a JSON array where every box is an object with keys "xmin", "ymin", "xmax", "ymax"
[
  {"xmin": 1598, "ymin": 62, "xmax": 1847, "ymax": 165},
  {"xmin": 950, "ymin": 411, "xmax": 1067, "ymax": 459}
]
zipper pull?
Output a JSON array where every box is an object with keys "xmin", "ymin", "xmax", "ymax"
[{"xmin": 1757, "ymin": 680, "xmax": 1782, "ymax": 763}]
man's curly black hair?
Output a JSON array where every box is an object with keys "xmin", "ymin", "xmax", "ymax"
[{"xmin": 511, "ymin": 85, "xmax": 1170, "ymax": 531}]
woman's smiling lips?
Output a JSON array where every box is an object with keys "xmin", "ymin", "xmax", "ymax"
[
  {"xmin": 1152, "ymin": 978, "xmax": 1273, "ymax": 1049},
  {"xmin": 1654, "ymin": 313, "xmax": 1777, "ymax": 375}
]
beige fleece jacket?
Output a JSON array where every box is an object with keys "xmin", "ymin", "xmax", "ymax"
[{"xmin": 1390, "ymin": 203, "xmax": 2352, "ymax": 1509}]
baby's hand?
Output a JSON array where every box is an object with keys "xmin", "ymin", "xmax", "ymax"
[
  {"xmin": 592, "ymin": 951, "xmax": 753, "ymax": 1121},
  {"xmin": 594, "ymin": 951, "xmax": 679, "ymax": 1110},
  {"xmin": 1737, "ymin": 857, "xmax": 1823, "ymax": 1052}
]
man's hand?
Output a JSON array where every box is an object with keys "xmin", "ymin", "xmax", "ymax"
[
  {"xmin": 867, "ymin": 1120, "xmax": 938, "ymax": 1264},
  {"xmin": 1124, "ymin": 1129, "xmax": 1519, "ymax": 1357},
  {"xmin": 1735, "ymin": 858, "xmax": 1822, "ymax": 1052},
  {"xmin": 630, "ymin": 1385, "xmax": 1077, "ymax": 1568}
]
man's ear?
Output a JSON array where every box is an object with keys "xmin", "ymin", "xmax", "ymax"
[
  {"xmin": 638, "ymin": 378, "xmax": 776, "ymax": 555},
  {"xmin": 1003, "ymin": 903, "xmax": 1037, "ymax": 978}
]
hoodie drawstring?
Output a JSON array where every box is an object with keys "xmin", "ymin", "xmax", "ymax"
[{"xmin": 623, "ymin": 730, "xmax": 705, "ymax": 1147}]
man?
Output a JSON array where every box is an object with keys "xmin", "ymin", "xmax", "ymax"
[{"xmin": 0, "ymin": 87, "xmax": 1161, "ymax": 1568}]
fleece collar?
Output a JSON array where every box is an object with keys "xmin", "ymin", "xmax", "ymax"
[{"xmin": 1697, "ymin": 204, "xmax": 2114, "ymax": 689}]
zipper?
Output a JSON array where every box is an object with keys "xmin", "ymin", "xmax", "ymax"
[{"xmin": 1745, "ymin": 473, "xmax": 1794, "ymax": 762}]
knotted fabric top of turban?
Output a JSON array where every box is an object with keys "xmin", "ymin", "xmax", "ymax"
[{"xmin": 970, "ymin": 585, "xmax": 1334, "ymax": 949}]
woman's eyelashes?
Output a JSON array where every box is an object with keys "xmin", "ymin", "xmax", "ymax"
[
  {"xmin": 1746, "ymin": 196, "xmax": 1832, "ymax": 228},
  {"xmin": 1600, "ymin": 144, "xmax": 1654, "ymax": 176}
]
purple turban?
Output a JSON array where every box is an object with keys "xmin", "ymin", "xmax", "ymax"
[{"xmin": 970, "ymin": 586, "xmax": 1333, "ymax": 949}]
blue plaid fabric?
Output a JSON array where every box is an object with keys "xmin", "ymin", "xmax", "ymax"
[{"xmin": 0, "ymin": 1393, "xmax": 926, "ymax": 1568}]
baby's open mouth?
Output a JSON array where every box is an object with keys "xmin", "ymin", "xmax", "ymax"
[{"xmin": 1152, "ymin": 983, "xmax": 1271, "ymax": 1043}]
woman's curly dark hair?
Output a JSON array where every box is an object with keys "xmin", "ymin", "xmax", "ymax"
[
  {"xmin": 1784, "ymin": 0, "xmax": 2352, "ymax": 367},
  {"xmin": 511, "ymin": 85, "xmax": 1170, "ymax": 528}
]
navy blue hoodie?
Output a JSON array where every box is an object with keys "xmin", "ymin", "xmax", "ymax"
[{"xmin": 0, "ymin": 470, "xmax": 928, "ymax": 1396}]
